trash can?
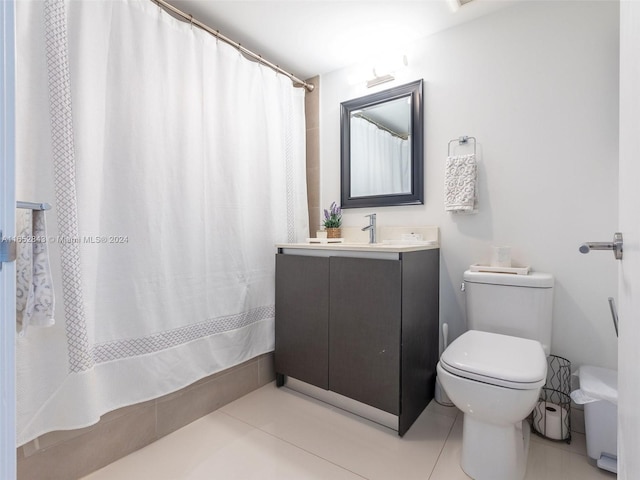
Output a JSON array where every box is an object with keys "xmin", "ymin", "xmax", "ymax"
[{"xmin": 570, "ymin": 365, "xmax": 618, "ymax": 474}]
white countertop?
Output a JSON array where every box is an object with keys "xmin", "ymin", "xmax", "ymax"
[
  {"xmin": 278, "ymin": 226, "xmax": 440, "ymax": 254},
  {"xmin": 276, "ymin": 241, "xmax": 439, "ymax": 253}
]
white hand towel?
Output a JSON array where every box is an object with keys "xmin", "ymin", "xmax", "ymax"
[
  {"xmin": 16, "ymin": 209, "xmax": 55, "ymax": 334},
  {"xmin": 444, "ymin": 153, "xmax": 478, "ymax": 213}
]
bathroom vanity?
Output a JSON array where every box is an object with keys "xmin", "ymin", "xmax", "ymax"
[{"xmin": 274, "ymin": 241, "xmax": 439, "ymax": 436}]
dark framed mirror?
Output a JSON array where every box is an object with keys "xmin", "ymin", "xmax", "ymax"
[{"xmin": 340, "ymin": 79, "xmax": 423, "ymax": 209}]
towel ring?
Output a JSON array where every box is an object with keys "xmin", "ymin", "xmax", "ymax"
[{"xmin": 448, "ymin": 136, "xmax": 477, "ymax": 156}]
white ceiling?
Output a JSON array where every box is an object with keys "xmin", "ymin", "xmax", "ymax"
[{"xmin": 168, "ymin": 0, "xmax": 517, "ymax": 80}]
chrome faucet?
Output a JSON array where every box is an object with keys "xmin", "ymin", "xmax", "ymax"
[{"xmin": 362, "ymin": 213, "xmax": 377, "ymax": 244}]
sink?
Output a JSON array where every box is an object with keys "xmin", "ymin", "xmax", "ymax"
[
  {"xmin": 381, "ymin": 239, "xmax": 438, "ymax": 247},
  {"xmin": 283, "ymin": 226, "xmax": 439, "ymax": 252},
  {"xmin": 317, "ymin": 241, "xmax": 438, "ymax": 251},
  {"xmin": 309, "ymin": 240, "xmax": 438, "ymax": 248}
]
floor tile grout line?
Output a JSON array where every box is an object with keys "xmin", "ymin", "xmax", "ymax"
[
  {"xmin": 427, "ymin": 410, "xmax": 461, "ymax": 480},
  {"xmin": 220, "ymin": 389, "xmax": 463, "ymax": 480},
  {"xmin": 425, "ymin": 406, "xmax": 460, "ymax": 423},
  {"xmin": 217, "ymin": 409, "xmax": 370, "ymax": 479}
]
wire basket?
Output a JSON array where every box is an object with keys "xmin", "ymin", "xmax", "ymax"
[{"xmin": 532, "ymin": 355, "xmax": 571, "ymax": 443}]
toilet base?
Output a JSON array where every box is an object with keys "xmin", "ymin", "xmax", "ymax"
[{"xmin": 461, "ymin": 414, "xmax": 530, "ymax": 480}]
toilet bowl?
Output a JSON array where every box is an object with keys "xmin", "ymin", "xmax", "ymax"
[
  {"xmin": 437, "ymin": 330, "xmax": 547, "ymax": 480},
  {"xmin": 439, "ymin": 270, "xmax": 554, "ymax": 479}
]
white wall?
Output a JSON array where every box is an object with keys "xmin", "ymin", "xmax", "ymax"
[{"xmin": 319, "ymin": 1, "xmax": 619, "ymax": 370}]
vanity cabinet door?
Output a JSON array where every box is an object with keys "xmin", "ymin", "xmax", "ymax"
[
  {"xmin": 275, "ymin": 254, "xmax": 329, "ymax": 389},
  {"xmin": 329, "ymin": 256, "xmax": 401, "ymax": 415}
]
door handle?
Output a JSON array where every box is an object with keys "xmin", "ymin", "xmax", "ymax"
[{"xmin": 579, "ymin": 232, "xmax": 623, "ymax": 260}]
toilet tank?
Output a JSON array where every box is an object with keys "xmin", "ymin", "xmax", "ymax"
[{"xmin": 463, "ymin": 270, "xmax": 554, "ymax": 355}]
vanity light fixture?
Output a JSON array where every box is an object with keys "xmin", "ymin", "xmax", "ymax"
[
  {"xmin": 367, "ymin": 73, "xmax": 395, "ymax": 88},
  {"xmin": 366, "ymin": 54, "xmax": 408, "ymax": 88}
]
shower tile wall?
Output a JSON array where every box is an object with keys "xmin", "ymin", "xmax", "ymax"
[
  {"xmin": 17, "ymin": 352, "xmax": 276, "ymax": 480},
  {"xmin": 305, "ymin": 75, "xmax": 320, "ymax": 237}
]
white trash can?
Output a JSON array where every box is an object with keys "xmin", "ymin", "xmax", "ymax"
[{"xmin": 570, "ymin": 366, "xmax": 618, "ymax": 474}]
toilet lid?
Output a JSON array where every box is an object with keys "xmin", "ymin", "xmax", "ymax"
[{"xmin": 440, "ymin": 330, "xmax": 547, "ymax": 390}]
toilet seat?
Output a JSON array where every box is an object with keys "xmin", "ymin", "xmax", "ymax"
[{"xmin": 440, "ymin": 330, "xmax": 547, "ymax": 390}]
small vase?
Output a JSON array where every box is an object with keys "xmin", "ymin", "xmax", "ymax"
[{"xmin": 326, "ymin": 227, "xmax": 341, "ymax": 239}]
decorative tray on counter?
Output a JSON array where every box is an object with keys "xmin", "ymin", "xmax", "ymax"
[{"xmin": 470, "ymin": 264, "xmax": 530, "ymax": 275}]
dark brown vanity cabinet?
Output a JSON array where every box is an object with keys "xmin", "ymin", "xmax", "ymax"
[
  {"xmin": 274, "ymin": 254, "xmax": 330, "ymax": 389},
  {"xmin": 275, "ymin": 248, "xmax": 440, "ymax": 436}
]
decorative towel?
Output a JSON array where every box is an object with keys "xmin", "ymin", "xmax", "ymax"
[
  {"xmin": 444, "ymin": 153, "xmax": 478, "ymax": 213},
  {"xmin": 16, "ymin": 209, "xmax": 55, "ymax": 335}
]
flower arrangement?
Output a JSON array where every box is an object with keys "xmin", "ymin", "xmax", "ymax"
[{"xmin": 323, "ymin": 202, "xmax": 342, "ymax": 228}]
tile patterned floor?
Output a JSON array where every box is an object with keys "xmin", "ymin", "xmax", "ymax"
[{"xmin": 84, "ymin": 383, "xmax": 616, "ymax": 479}]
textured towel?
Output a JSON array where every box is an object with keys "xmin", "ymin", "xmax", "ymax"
[
  {"xmin": 16, "ymin": 209, "xmax": 55, "ymax": 334},
  {"xmin": 444, "ymin": 153, "xmax": 478, "ymax": 213}
]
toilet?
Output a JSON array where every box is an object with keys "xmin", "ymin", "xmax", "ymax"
[{"xmin": 437, "ymin": 270, "xmax": 554, "ymax": 480}]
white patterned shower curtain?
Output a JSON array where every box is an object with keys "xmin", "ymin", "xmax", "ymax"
[
  {"xmin": 15, "ymin": 0, "xmax": 307, "ymax": 445},
  {"xmin": 350, "ymin": 116, "xmax": 410, "ymax": 197}
]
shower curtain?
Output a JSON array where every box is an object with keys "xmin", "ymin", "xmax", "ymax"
[
  {"xmin": 15, "ymin": 0, "xmax": 308, "ymax": 445},
  {"xmin": 350, "ymin": 116, "xmax": 410, "ymax": 197}
]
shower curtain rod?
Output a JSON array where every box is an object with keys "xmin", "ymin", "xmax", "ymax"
[
  {"xmin": 353, "ymin": 112, "xmax": 409, "ymax": 140},
  {"xmin": 152, "ymin": 0, "xmax": 315, "ymax": 92}
]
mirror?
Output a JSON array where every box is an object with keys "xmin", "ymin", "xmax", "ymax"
[{"xmin": 341, "ymin": 79, "xmax": 423, "ymax": 208}]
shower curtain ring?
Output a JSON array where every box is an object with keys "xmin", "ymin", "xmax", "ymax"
[{"xmin": 189, "ymin": 14, "xmax": 193, "ymax": 29}]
